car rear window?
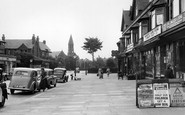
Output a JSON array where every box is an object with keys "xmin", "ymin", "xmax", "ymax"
[{"xmin": 15, "ymin": 71, "xmax": 29, "ymax": 76}]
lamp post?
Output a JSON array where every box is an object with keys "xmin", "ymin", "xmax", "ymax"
[{"xmin": 30, "ymin": 59, "xmax": 33, "ymax": 68}]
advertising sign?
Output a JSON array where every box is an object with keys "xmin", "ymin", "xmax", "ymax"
[
  {"xmin": 137, "ymin": 84, "xmax": 154, "ymax": 108},
  {"xmin": 143, "ymin": 25, "xmax": 161, "ymax": 42},
  {"xmin": 170, "ymin": 83, "xmax": 185, "ymax": 107},
  {"xmin": 153, "ymin": 83, "xmax": 170, "ymax": 107}
]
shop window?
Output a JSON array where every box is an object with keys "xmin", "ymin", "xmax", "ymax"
[{"xmin": 145, "ymin": 50, "xmax": 154, "ymax": 78}]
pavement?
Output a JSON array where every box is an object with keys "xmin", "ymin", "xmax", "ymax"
[{"xmin": 1, "ymin": 72, "xmax": 185, "ymax": 115}]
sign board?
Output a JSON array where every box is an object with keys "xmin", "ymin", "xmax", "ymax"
[
  {"xmin": 143, "ymin": 25, "xmax": 161, "ymax": 42},
  {"xmin": 170, "ymin": 83, "xmax": 185, "ymax": 107},
  {"xmin": 162, "ymin": 12, "xmax": 184, "ymax": 32},
  {"xmin": 126, "ymin": 43, "xmax": 134, "ymax": 53},
  {"xmin": 153, "ymin": 83, "xmax": 170, "ymax": 107},
  {"xmin": 137, "ymin": 84, "xmax": 154, "ymax": 108}
]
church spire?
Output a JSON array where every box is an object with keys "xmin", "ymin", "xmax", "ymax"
[{"xmin": 68, "ymin": 34, "xmax": 74, "ymax": 56}]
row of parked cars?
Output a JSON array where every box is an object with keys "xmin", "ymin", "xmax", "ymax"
[{"xmin": 0, "ymin": 67, "xmax": 68, "ymax": 107}]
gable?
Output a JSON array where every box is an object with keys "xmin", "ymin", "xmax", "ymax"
[
  {"xmin": 5, "ymin": 39, "xmax": 33, "ymax": 49},
  {"xmin": 18, "ymin": 44, "xmax": 29, "ymax": 50}
]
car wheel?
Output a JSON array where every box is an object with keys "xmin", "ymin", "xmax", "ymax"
[
  {"xmin": 0, "ymin": 95, "xmax": 5, "ymax": 107},
  {"xmin": 54, "ymin": 84, "xmax": 56, "ymax": 87},
  {"xmin": 10, "ymin": 89, "xmax": 15, "ymax": 94}
]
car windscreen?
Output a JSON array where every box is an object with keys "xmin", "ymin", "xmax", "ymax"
[
  {"xmin": 14, "ymin": 71, "xmax": 29, "ymax": 77},
  {"xmin": 54, "ymin": 69, "xmax": 64, "ymax": 74}
]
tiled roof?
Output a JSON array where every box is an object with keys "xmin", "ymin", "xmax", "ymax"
[
  {"xmin": 121, "ymin": 10, "xmax": 132, "ymax": 31},
  {"xmin": 5, "ymin": 39, "xmax": 33, "ymax": 49},
  {"xmin": 5, "ymin": 39, "xmax": 51, "ymax": 52},
  {"xmin": 136, "ymin": 0, "xmax": 149, "ymax": 11},
  {"xmin": 39, "ymin": 42, "xmax": 51, "ymax": 52}
]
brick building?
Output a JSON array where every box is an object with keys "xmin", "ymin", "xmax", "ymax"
[
  {"xmin": 118, "ymin": 0, "xmax": 185, "ymax": 79},
  {"xmin": 1, "ymin": 34, "xmax": 51, "ymax": 74}
]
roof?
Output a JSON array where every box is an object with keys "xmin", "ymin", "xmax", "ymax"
[
  {"xmin": 121, "ymin": 10, "xmax": 132, "ymax": 31},
  {"xmin": 68, "ymin": 35, "xmax": 74, "ymax": 45},
  {"xmin": 136, "ymin": 0, "xmax": 149, "ymax": 11},
  {"xmin": 5, "ymin": 39, "xmax": 33, "ymax": 49},
  {"xmin": 54, "ymin": 68, "xmax": 66, "ymax": 70},
  {"xmin": 14, "ymin": 67, "xmax": 36, "ymax": 71},
  {"xmin": 5, "ymin": 39, "xmax": 51, "ymax": 52},
  {"xmin": 39, "ymin": 42, "xmax": 51, "ymax": 52}
]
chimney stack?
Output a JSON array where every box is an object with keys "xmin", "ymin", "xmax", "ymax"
[
  {"xmin": 2, "ymin": 34, "xmax": 5, "ymax": 41},
  {"xmin": 32, "ymin": 34, "xmax": 35, "ymax": 44},
  {"xmin": 43, "ymin": 40, "xmax": 46, "ymax": 44}
]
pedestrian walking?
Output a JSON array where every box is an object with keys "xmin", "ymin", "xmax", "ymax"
[
  {"xmin": 106, "ymin": 68, "xmax": 110, "ymax": 77},
  {"xmin": 164, "ymin": 64, "xmax": 175, "ymax": 79},
  {"xmin": 39, "ymin": 67, "xmax": 48, "ymax": 92},
  {"xmin": 98, "ymin": 68, "xmax": 103, "ymax": 79},
  {"xmin": 118, "ymin": 71, "xmax": 123, "ymax": 80}
]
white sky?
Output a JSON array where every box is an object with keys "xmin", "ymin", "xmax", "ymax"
[{"xmin": 0, "ymin": 0, "xmax": 132, "ymax": 60}]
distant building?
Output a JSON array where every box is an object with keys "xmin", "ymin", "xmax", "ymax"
[
  {"xmin": 3, "ymin": 34, "xmax": 51, "ymax": 71},
  {"xmin": 68, "ymin": 35, "xmax": 74, "ymax": 56},
  {"xmin": 0, "ymin": 34, "xmax": 16, "ymax": 74}
]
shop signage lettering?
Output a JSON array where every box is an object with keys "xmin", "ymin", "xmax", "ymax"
[
  {"xmin": 126, "ymin": 43, "xmax": 133, "ymax": 53},
  {"xmin": 153, "ymin": 83, "xmax": 170, "ymax": 107},
  {"xmin": 137, "ymin": 84, "xmax": 154, "ymax": 108},
  {"xmin": 0, "ymin": 57, "xmax": 16, "ymax": 61},
  {"xmin": 162, "ymin": 12, "xmax": 184, "ymax": 32},
  {"xmin": 143, "ymin": 26, "xmax": 161, "ymax": 42}
]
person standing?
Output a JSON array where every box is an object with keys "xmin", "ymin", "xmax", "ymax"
[
  {"xmin": 98, "ymin": 68, "xmax": 103, "ymax": 79},
  {"xmin": 106, "ymin": 68, "xmax": 110, "ymax": 77},
  {"xmin": 39, "ymin": 67, "xmax": 47, "ymax": 91},
  {"xmin": 164, "ymin": 64, "xmax": 175, "ymax": 79}
]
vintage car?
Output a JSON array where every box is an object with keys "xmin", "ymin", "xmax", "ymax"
[
  {"xmin": 45, "ymin": 68, "xmax": 57, "ymax": 88},
  {"xmin": 8, "ymin": 68, "xmax": 41, "ymax": 94},
  {"xmin": 54, "ymin": 68, "xmax": 68, "ymax": 83},
  {"xmin": 36, "ymin": 68, "xmax": 57, "ymax": 88},
  {"xmin": 0, "ymin": 82, "xmax": 8, "ymax": 107}
]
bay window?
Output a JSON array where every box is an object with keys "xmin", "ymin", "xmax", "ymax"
[{"xmin": 151, "ymin": 7, "xmax": 164, "ymax": 29}]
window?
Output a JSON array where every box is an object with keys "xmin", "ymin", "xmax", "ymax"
[
  {"xmin": 151, "ymin": 10, "xmax": 156, "ymax": 29},
  {"xmin": 151, "ymin": 7, "xmax": 164, "ymax": 29},
  {"xmin": 173, "ymin": 0, "xmax": 180, "ymax": 18},
  {"xmin": 181, "ymin": 0, "xmax": 185, "ymax": 13}
]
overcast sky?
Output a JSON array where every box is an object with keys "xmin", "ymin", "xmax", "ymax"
[{"xmin": 0, "ymin": 0, "xmax": 132, "ymax": 60}]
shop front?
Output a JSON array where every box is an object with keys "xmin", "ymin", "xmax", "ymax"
[
  {"xmin": 160, "ymin": 11, "xmax": 185, "ymax": 79},
  {"xmin": 0, "ymin": 55, "xmax": 16, "ymax": 79}
]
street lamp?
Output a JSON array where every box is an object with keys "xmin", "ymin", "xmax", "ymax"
[{"xmin": 30, "ymin": 59, "xmax": 33, "ymax": 68}]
